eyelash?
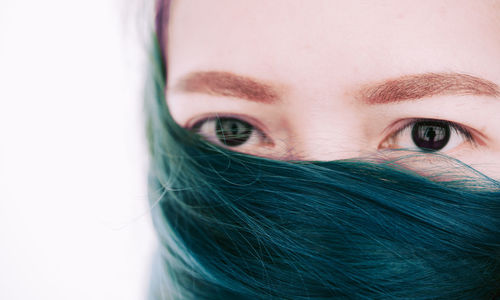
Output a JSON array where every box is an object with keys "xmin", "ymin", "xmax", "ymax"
[
  {"xmin": 189, "ymin": 115, "xmax": 478, "ymax": 151},
  {"xmin": 387, "ymin": 118, "xmax": 476, "ymax": 146},
  {"xmin": 189, "ymin": 114, "xmax": 271, "ymax": 144}
]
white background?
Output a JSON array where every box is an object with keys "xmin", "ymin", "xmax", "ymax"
[{"xmin": 0, "ymin": 0, "xmax": 157, "ymax": 299}]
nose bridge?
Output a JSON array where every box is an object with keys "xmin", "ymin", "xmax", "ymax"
[{"xmin": 283, "ymin": 100, "xmax": 366, "ymax": 161}]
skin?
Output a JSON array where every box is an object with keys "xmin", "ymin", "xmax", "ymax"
[{"xmin": 163, "ymin": 0, "xmax": 500, "ymax": 180}]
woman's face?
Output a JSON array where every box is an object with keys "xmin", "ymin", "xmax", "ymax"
[{"xmin": 164, "ymin": 0, "xmax": 500, "ymax": 179}]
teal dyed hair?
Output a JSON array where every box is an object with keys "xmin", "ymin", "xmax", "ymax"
[{"xmin": 146, "ymin": 9, "xmax": 500, "ymax": 298}]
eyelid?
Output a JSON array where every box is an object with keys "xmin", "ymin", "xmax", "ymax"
[
  {"xmin": 186, "ymin": 113, "xmax": 274, "ymax": 146},
  {"xmin": 381, "ymin": 118, "xmax": 484, "ymax": 149}
]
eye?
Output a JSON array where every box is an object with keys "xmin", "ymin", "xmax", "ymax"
[
  {"xmin": 190, "ymin": 116, "xmax": 269, "ymax": 148},
  {"xmin": 380, "ymin": 118, "xmax": 477, "ymax": 153}
]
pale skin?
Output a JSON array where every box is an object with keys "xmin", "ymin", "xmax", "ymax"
[{"xmin": 163, "ymin": 0, "xmax": 500, "ymax": 179}]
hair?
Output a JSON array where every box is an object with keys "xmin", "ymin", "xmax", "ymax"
[{"xmin": 146, "ymin": 1, "xmax": 500, "ymax": 299}]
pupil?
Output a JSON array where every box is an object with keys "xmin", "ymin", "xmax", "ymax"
[
  {"xmin": 216, "ymin": 118, "xmax": 253, "ymax": 147},
  {"xmin": 425, "ymin": 127, "xmax": 436, "ymax": 141},
  {"xmin": 411, "ymin": 120, "xmax": 450, "ymax": 151},
  {"xmin": 231, "ymin": 123, "xmax": 238, "ymax": 135}
]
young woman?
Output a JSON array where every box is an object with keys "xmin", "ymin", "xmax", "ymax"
[{"xmin": 146, "ymin": 1, "xmax": 500, "ymax": 298}]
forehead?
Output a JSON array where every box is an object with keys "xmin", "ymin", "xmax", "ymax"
[{"xmin": 166, "ymin": 0, "xmax": 500, "ymax": 90}]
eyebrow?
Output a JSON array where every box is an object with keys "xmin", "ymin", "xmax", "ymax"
[
  {"xmin": 359, "ymin": 72, "xmax": 500, "ymax": 104},
  {"xmin": 174, "ymin": 71, "xmax": 280, "ymax": 104},
  {"xmin": 174, "ymin": 71, "xmax": 499, "ymax": 104}
]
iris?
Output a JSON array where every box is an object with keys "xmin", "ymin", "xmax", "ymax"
[{"xmin": 411, "ymin": 120, "xmax": 450, "ymax": 151}]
